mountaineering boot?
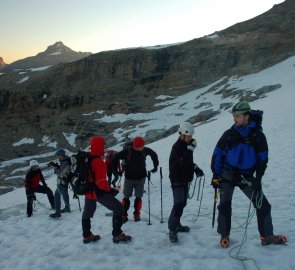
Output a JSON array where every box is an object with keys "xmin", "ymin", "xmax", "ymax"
[
  {"xmin": 220, "ymin": 236, "xmax": 230, "ymax": 248},
  {"xmin": 260, "ymin": 235, "xmax": 287, "ymax": 246},
  {"xmin": 133, "ymin": 213, "xmax": 141, "ymax": 222},
  {"xmin": 176, "ymin": 224, "xmax": 190, "ymax": 233},
  {"xmin": 60, "ymin": 207, "xmax": 71, "ymax": 213},
  {"xmin": 169, "ymin": 231, "xmax": 179, "ymax": 243},
  {"xmin": 49, "ymin": 212, "xmax": 61, "ymax": 218},
  {"xmin": 83, "ymin": 234, "xmax": 101, "ymax": 244},
  {"xmin": 113, "ymin": 233, "xmax": 132, "ymax": 243}
]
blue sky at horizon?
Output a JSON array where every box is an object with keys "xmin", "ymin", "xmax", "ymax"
[{"xmin": 1, "ymin": 0, "xmax": 284, "ymax": 64}]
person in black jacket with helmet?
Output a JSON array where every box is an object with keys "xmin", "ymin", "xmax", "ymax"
[{"xmin": 168, "ymin": 122, "xmax": 204, "ymax": 243}]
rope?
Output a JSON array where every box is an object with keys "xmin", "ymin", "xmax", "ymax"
[{"xmin": 228, "ymin": 185, "xmax": 264, "ymax": 270}]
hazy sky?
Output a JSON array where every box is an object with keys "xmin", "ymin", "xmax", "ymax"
[{"xmin": 1, "ymin": 0, "xmax": 284, "ymax": 64}]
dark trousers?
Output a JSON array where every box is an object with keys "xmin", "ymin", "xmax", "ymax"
[
  {"xmin": 82, "ymin": 193, "xmax": 124, "ymax": 238},
  {"xmin": 26, "ymin": 185, "xmax": 55, "ymax": 217},
  {"xmin": 168, "ymin": 184, "xmax": 188, "ymax": 231},
  {"xmin": 217, "ymin": 181, "xmax": 273, "ymax": 237}
]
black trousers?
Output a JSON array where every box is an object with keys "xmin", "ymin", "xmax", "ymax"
[
  {"xmin": 217, "ymin": 181, "xmax": 273, "ymax": 238},
  {"xmin": 168, "ymin": 183, "xmax": 188, "ymax": 231},
  {"xmin": 26, "ymin": 185, "xmax": 54, "ymax": 217},
  {"xmin": 82, "ymin": 193, "xmax": 124, "ymax": 238}
]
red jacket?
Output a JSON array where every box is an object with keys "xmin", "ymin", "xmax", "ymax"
[
  {"xmin": 85, "ymin": 136, "xmax": 111, "ymax": 200},
  {"xmin": 24, "ymin": 169, "xmax": 46, "ymax": 192}
]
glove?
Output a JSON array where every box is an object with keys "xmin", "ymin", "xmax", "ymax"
[
  {"xmin": 150, "ymin": 167, "xmax": 158, "ymax": 173},
  {"xmin": 32, "ymin": 194, "xmax": 36, "ymax": 201},
  {"xmin": 187, "ymin": 139, "xmax": 197, "ymax": 151},
  {"xmin": 118, "ymin": 171, "xmax": 123, "ymax": 177},
  {"xmin": 194, "ymin": 166, "xmax": 204, "ymax": 177},
  {"xmin": 73, "ymin": 193, "xmax": 79, "ymax": 199},
  {"xmin": 251, "ymin": 177, "xmax": 262, "ymax": 191},
  {"xmin": 109, "ymin": 188, "xmax": 119, "ymax": 197},
  {"xmin": 211, "ymin": 177, "xmax": 221, "ymax": 189}
]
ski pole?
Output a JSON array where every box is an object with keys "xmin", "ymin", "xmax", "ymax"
[
  {"xmin": 212, "ymin": 187, "xmax": 219, "ymax": 228},
  {"xmin": 147, "ymin": 171, "xmax": 152, "ymax": 225},
  {"xmin": 160, "ymin": 167, "xmax": 164, "ymax": 223}
]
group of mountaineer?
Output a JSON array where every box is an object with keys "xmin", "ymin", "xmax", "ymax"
[{"xmin": 24, "ymin": 101, "xmax": 287, "ymax": 247}]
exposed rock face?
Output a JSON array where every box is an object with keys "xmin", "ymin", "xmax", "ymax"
[
  {"xmin": 0, "ymin": 0, "xmax": 294, "ymax": 162},
  {"xmin": 0, "ymin": 57, "xmax": 6, "ymax": 70},
  {"xmin": 5, "ymin": 41, "xmax": 91, "ymax": 70}
]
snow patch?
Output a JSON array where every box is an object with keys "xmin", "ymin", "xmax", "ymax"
[
  {"xmin": 49, "ymin": 51, "xmax": 62, "ymax": 56},
  {"xmin": 13, "ymin": 137, "xmax": 34, "ymax": 146},
  {"xmin": 16, "ymin": 76, "xmax": 29, "ymax": 83},
  {"xmin": 63, "ymin": 133, "xmax": 78, "ymax": 147},
  {"xmin": 38, "ymin": 136, "xmax": 57, "ymax": 148},
  {"xmin": 29, "ymin": 66, "xmax": 52, "ymax": 72}
]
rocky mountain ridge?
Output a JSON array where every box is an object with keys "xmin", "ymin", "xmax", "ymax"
[{"xmin": 0, "ymin": 0, "xmax": 294, "ymax": 168}]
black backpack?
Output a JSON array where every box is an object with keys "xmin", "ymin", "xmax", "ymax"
[
  {"xmin": 70, "ymin": 151, "xmax": 97, "ymax": 195},
  {"xmin": 250, "ymin": 110, "xmax": 263, "ymax": 130}
]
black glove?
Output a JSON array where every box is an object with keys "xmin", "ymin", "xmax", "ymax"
[
  {"xmin": 194, "ymin": 167, "xmax": 204, "ymax": 177},
  {"xmin": 187, "ymin": 139, "xmax": 197, "ymax": 152},
  {"xmin": 109, "ymin": 188, "xmax": 119, "ymax": 197},
  {"xmin": 150, "ymin": 167, "xmax": 158, "ymax": 173},
  {"xmin": 118, "ymin": 171, "xmax": 123, "ymax": 177},
  {"xmin": 32, "ymin": 194, "xmax": 36, "ymax": 201},
  {"xmin": 251, "ymin": 177, "xmax": 262, "ymax": 191},
  {"xmin": 211, "ymin": 177, "xmax": 221, "ymax": 189},
  {"xmin": 73, "ymin": 193, "xmax": 79, "ymax": 199}
]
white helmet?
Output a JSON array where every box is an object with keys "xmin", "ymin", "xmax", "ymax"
[
  {"xmin": 30, "ymin": 160, "xmax": 39, "ymax": 167},
  {"xmin": 178, "ymin": 122, "xmax": 194, "ymax": 136}
]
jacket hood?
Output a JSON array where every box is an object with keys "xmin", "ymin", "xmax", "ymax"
[{"xmin": 90, "ymin": 136, "xmax": 105, "ymax": 156}]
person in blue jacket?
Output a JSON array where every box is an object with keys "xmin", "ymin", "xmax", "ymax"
[{"xmin": 211, "ymin": 101, "xmax": 287, "ymax": 248}]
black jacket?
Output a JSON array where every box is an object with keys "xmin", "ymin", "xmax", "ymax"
[
  {"xmin": 112, "ymin": 146, "xmax": 159, "ymax": 180},
  {"xmin": 169, "ymin": 137, "xmax": 195, "ymax": 184}
]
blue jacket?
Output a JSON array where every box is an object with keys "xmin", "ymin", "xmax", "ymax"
[{"xmin": 211, "ymin": 121, "xmax": 268, "ymax": 178}]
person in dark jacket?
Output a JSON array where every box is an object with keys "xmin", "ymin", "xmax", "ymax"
[
  {"xmin": 105, "ymin": 150, "xmax": 123, "ymax": 188},
  {"xmin": 168, "ymin": 122, "xmax": 204, "ymax": 243},
  {"xmin": 112, "ymin": 136, "xmax": 159, "ymax": 222},
  {"xmin": 48, "ymin": 149, "xmax": 71, "ymax": 218},
  {"xmin": 211, "ymin": 101, "xmax": 287, "ymax": 248},
  {"xmin": 82, "ymin": 135, "xmax": 131, "ymax": 244},
  {"xmin": 24, "ymin": 160, "xmax": 54, "ymax": 217}
]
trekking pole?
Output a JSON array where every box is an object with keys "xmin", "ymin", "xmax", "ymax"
[
  {"xmin": 160, "ymin": 167, "xmax": 164, "ymax": 223},
  {"xmin": 212, "ymin": 187, "xmax": 218, "ymax": 228},
  {"xmin": 147, "ymin": 171, "xmax": 152, "ymax": 225}
]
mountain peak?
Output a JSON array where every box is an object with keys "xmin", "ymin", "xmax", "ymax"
[{"xmin": 43, "ymin": 41, "xmax": 74, "ymax": 56}]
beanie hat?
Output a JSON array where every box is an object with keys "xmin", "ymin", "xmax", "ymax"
[{"xmin": 133, "ymin": 136, "xmax": 145, "ymax": 148}]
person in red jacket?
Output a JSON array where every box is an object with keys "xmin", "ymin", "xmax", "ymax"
[
  {"xmin": 82, "ymin": 135, "xmax": 132, "ymax": 244},
  {"xmin": 24, "ymin": 160, "xmax": 54, "ymax": 217}
]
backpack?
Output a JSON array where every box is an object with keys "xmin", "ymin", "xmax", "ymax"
[
  {"xmin": 250, "ymin": 110, "xmax": 263, "ymax": 130},
  {"xmin": 69, "ymin": 150, "xmax": 97, "ymax": 195}
]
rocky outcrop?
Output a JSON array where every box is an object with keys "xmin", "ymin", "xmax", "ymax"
[
  {"xmin": 5, "ymin": 41, "xmax": 91, "ymax": 70},
  {"xmin": 0, "ymin": 57, "xmax": 6, "ymax": 70}
]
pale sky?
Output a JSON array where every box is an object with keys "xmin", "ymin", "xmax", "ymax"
[{"xmin": 1, "ymin": 0, "xmax": 284, "ymax": 64}]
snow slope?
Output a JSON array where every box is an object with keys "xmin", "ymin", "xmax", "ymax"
[{"xmin": 1, "ymin": 56, "xmax": 295, "ymax": 270}]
